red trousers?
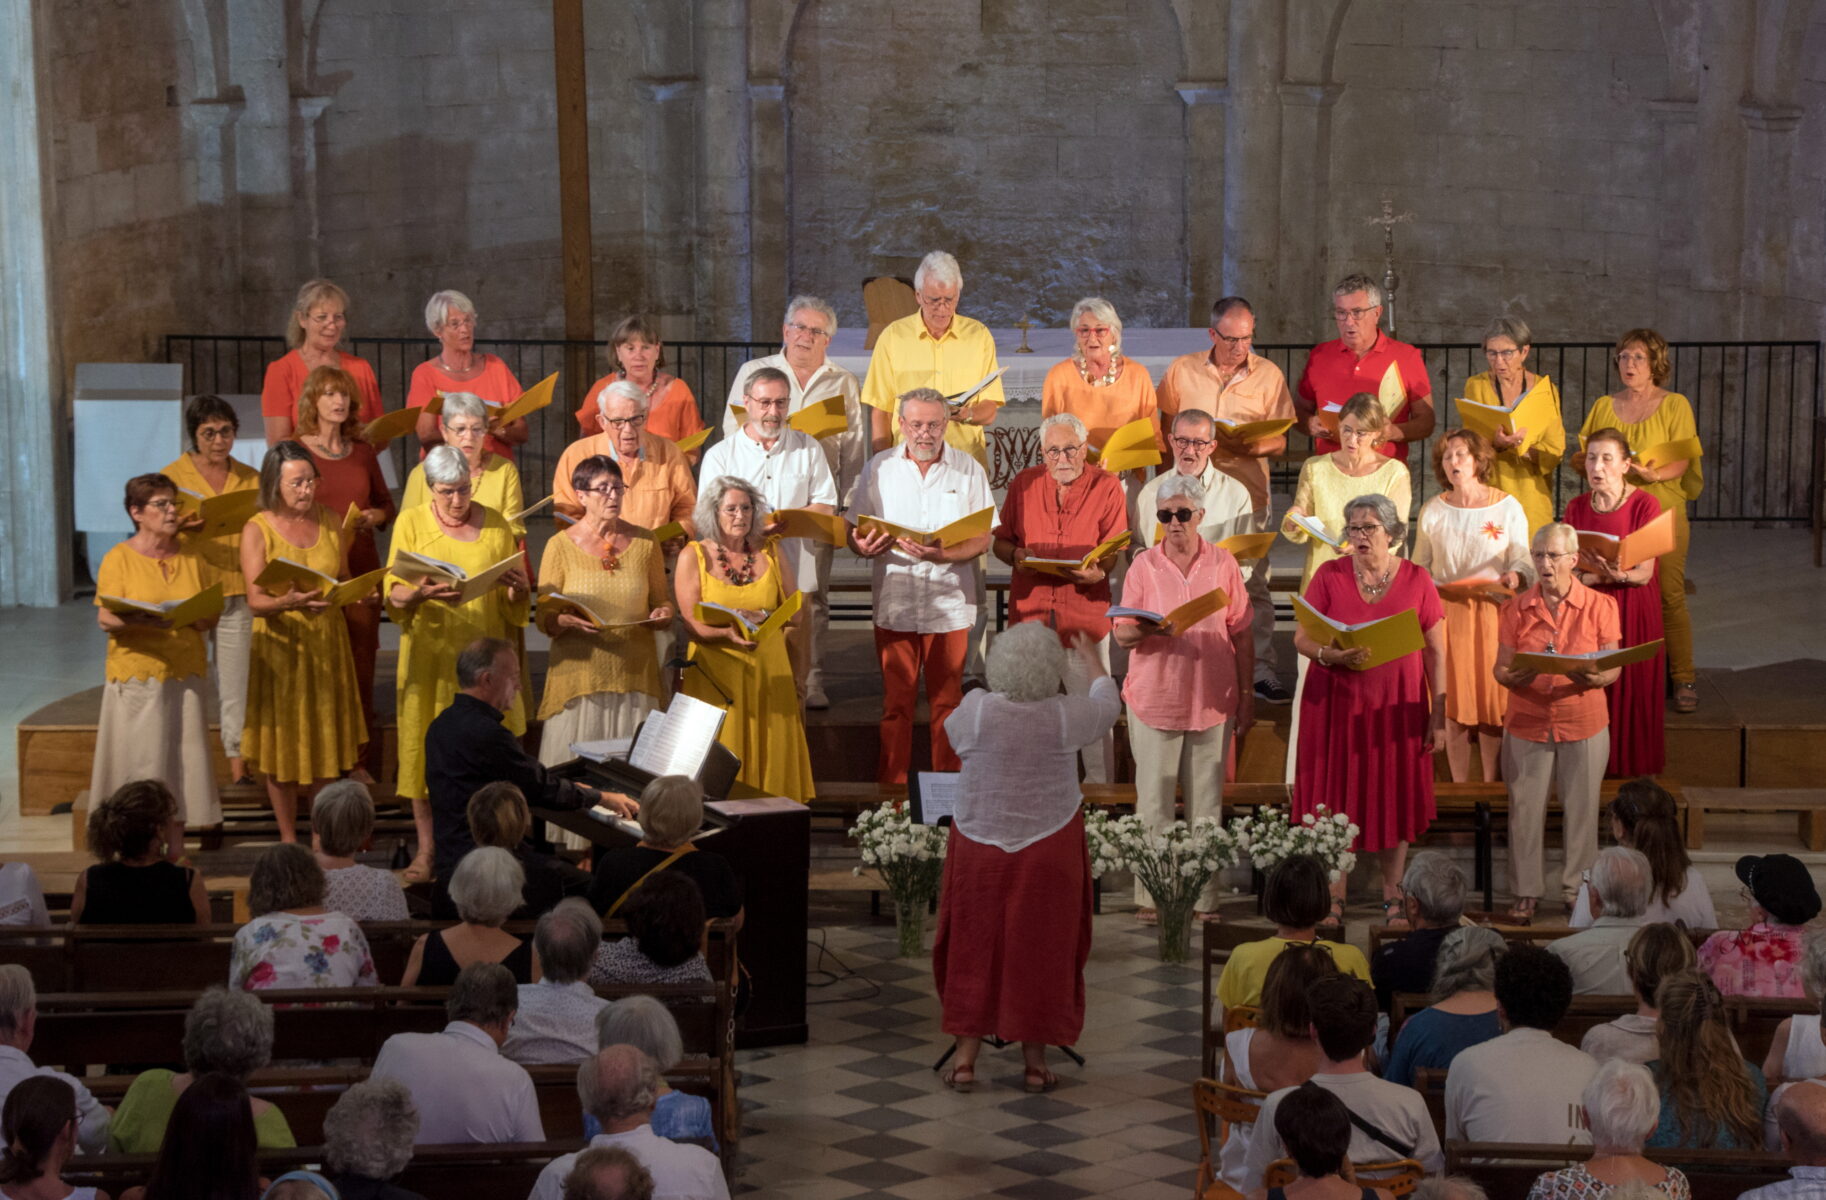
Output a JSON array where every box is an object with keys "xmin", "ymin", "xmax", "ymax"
[{"xmin": 875, "ymin": 626, "xmax": 966, "ymax": 783}]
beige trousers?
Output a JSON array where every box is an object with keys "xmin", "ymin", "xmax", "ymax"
[
  {"xmin": 1061, "ymin": 634, "xmax": 1114, "ymax": 783},
  {"xmin": 1502, "ymin": 727, "xmax": 1608, "ymax": 903},
  {"xmin": 1129, "ymin": 712, "xmax": 1229, "ymax": 909},
  {"xmin": 208, "ymin": 595, "xmax": 252, "ymax": 757}
]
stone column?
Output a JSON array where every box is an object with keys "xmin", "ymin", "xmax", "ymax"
[
  {"xmin": 1221, "ymin": 0, "xmax": 1286, "ymax": 319},
  {"xmin": 0, "ymin": 2, "xmax": 68, "ymax": 605},
  {"xmin": 1275, "ymin": 83, "xmax": 1344, "ymax": 343},
  {"xmin": 1737, "ymin": 102, "xmax": 1803, "ymax": 334},
  {"xmin": 748, "ymin": 77, "xmax": 787, "ymax": 326},
  {"xmin": 637, "ymin": 79, "xmax": 698, "ymax": 323},
  {"xmin": 1177, "ymin": 82, "xmax": 1227, "ymax": 324},
  {"xmin": 227, "ymin": 2, "xmax": 296, "ymax": 313},
  {"xmin": 695, "ymin": 0, "xmax": 752, "ymax": 339},
  {"xmin": 289, "ymin": 94, "xmax": 332, "ymax": 281}
]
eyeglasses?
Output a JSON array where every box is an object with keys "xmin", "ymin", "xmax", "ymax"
[
  {"xmin": 1485, "ymin": 348, "xmax": 1522, "ymax": 359},
  {"xmin": 441, "ymin": 315, "xmax": 477, "ymax": 330},
  {"xmin": 916, "ymin": 294, "xmax": 958, "ymax": 309},
  {"xmin": 1171, "ymin": 436, "xmax": 1215, "ymax": 451},
  {"xmin": 1344, "ymin": 523, "xmax": 1385, "ymax": 537},
  {"xmin": 142, "ymin": 498, "xmax": 179, "ymax": 511},
  {"xmin": 1074, "ymin": 325, "xmax": 1113, "ymax": 339},
  {"xmin": 1530, "ymin": 550, "xmax": 1576, "ymax": 560},
  {"xmin": 1617, "ymin": 351, "xmax": 1650, "ymax": 364},
  {"xmin": 1041, "ymin": 444, "xmax": 1086, "ymax": 460},
  {"xmin": 902, "ymin": 419, "xmax": 946, "ymax": 435},
  {"xmin": 747, "ymin": 398, "xmax": 790, "ymax": 410},
  {"xmin": 281, "ymin": 477, "xmax": 319, "ymax": 491},
  {"xmin": 1339, "ymin": 426, "xmax": 1380, "ymax": 441},
  {"xmin": 785, "ymin": 321, "xmax": 830, "ymax": 339},
  {"xmin": 305, "ymin": 312, "xmax": 346, "ymax": 326},
  {"xmin": 1332, "ymin": 305, "xmax": 1378, "ymax": 321},
  {"xmin": 602, "ymin": 415, "xmax": 646, "ymax": 429},
  {"xmin": 578, "ymin": 484, "xmax": 624, "ymax": 497},
  {"xmin": 1156, "ymin": 508, "xmax": 1196, "ymax": 525},
  {"xmin": 196, "ymin": 426, "xmax": 237, "ymax": 441},
  {"xmin": 1211, "ymin": 331, "xmax": 1253, "ymax": 348}
]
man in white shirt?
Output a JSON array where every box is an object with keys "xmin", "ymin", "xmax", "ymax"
[
  {"xmin": 1446, "ymin": 942, "xmax": 1597, "ymax": 1144},
  {"xmin": 529, "ymin": 1044, "xmax": 728, "ymax": 1200},
  {"xmin": 504, "ymin": 900, "xmax": 608, "ymax": 1065},
  {"xmin": 703, "ymin": 365, "xmax": 840, "ymax": 707},
  {"xmin": 1548, "ymin": 847, "xmax": 1651, "ymax": 995},
  {"xmin": 0, "ymin": 965, "xmax": 109, "ymax": 1152},
  {"xmin": 1243, "ymin": 975, "xmax": 1442, "ymax": 1190},
  {"xmin": 1132, "ymin": 409, "xmax": 1257, "ymax": 550},
  {"xmin": 848, "ymin": 388, "xmax": 995, "ymax": 784},
  {"xmin": 372, "ymin": 963, "xmax": 543, "ymax": 1144},
  {"xmin": 1745, "ymin": 1081, "xmax": 1826, "ymax": 1200},
  {"xmin": 558, "ymin": 1145, "xmax": 657, "ymax": 1200}
]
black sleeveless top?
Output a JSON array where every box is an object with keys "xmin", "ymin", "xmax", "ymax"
[
  {"xmin": 416, "ymin": 929, "xmax": 534, "ymax": 986},
  {"xmin": 1268, "ymin": 1189, "xmax": 1378, "ymax": 1200},
  {"xmin": 77, "ymin": 861, "xmax": 199, "ymax": 924}
]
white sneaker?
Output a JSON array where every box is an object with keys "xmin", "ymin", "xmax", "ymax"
[{"xmin": 805, "ymin": 684, "xmax": 830, "ymax": 710}]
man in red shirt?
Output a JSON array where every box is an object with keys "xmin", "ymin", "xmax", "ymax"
[
  {"xmin": 1295, "ymin": 274, "xmax": 1435, "ymax": 462},
  {"xmin": 992, "ymin": 413, "xmax": 1128, "ymax": 781}
]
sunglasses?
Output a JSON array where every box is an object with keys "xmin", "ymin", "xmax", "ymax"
[{"xmin": 1156, "ymin": 508, "xmax": 1196, "ymax": 525}]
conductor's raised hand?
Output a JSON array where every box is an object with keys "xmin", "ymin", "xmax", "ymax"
[{"xmin": 1070, "ymin": 632, "xmax": 1108, "ymax": 680}]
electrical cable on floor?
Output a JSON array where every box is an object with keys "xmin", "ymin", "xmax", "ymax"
[{"xmin": 804, "ymin": 926, "xmax": 881, "ymax": 1003}]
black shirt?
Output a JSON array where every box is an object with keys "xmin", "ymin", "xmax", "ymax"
[
  {"xmin": 589, "ymin": 847, "xmax": 744, "ymax": 920},
  {"xmin": 77, "ymin": 860, "xmax": 199, "ymax": 925},
  {"xmin": 429, "ymin": 847, "xmax": 592, "ymax": 922},
  {"xmin": 415, "ymin": 928, "xmax": 535, "ymax": 987},
  {"xmin": 326, "ymin": 1174, "xmax": 426, "ymax": 1200},
  {"xmin": 424, "ymin": 693, "xmax": 592, "ymax": 877},
  {"xmin": 1370, "ymin": 923, "xmax": 1452, "ymax": 1011}
]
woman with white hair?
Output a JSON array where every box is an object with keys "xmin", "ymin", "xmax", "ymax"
[
  {"xmin": 311, "ymin": 780, "xmax": 409, "ymax": 921},
  {"xmin": 1111, "ymin": 470, "xmax": 1254, "ymax": 924},
  {"xmin": 1291, "ymin": 491, "xmax": 1446, "ymax": 924},
  {"xmin": 932, "ymin": 623, "xmax": 1120, "ymax": 1095},
  {"xmin": 406, "ymin": 288, "xmax": 529, "ymax": 461},
  {"xmin": 386, "ymin": 446, "xmax": 531, "ymax": 879},
  {"xmin": 1382, "ymin": 926, "xmax": 1505, "ymax": 1087},
  {"xmin": 322, "ymin": 1078, "xmax": 424, "ymax": 1200},
  {"xmin": 260, "ymin": 278, "xmax": 383, "ymax": 444},
  {"xmin": 400, "ymin": 392, "xmax": 527, "ymax": 536},
  {"xmin": 573, "ymin": 316, "xmax": 708, "ymax": 453},
  {"xmin": 401, "ymin": 846, "xmax": 535, "ymax": 986},
  {"xmin": 551, "ymin": 380, "xmax": 697, "ymax": 545},
  {"xmin": 1527, "ymin": 1060, "xmax": 1692, "ymax": 1200},
  {"xmin": 585, "ymin": 995, "xmax": 717, "ymax": 1147},
  {"xmin": 1041, "ymin": 297, "xmax": 1162, "ymax": 473},
  {"xmin": 674, "ymin": 476, "xmax": 813, "ymax": 803}
]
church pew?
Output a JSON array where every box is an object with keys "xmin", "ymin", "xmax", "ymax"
[
  {"xmin": 1366, "ymin": 922, "xmax": 1714, "ymax": 963},
  {"xmin": 1442, "ymin": 1141, "xmax": 1786, "ymax": 1200},
  {"xmin": 1389, "ymin": 990, "xmax": 1809, "ymax": 1053}
]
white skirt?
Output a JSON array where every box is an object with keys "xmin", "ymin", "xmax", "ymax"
[
  {"xmin": 90, "ymin": 675, "xmax": 223, "ymax": 827},
  {"xmin": 537, "ymin": 690, "xmax": 657, "ymax": 851}
]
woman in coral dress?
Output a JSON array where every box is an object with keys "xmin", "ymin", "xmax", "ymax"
[{"xmin": 575, "ymin": 316, "xmax": 708, "ymax": 457}]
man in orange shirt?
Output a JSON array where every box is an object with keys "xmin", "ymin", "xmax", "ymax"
[{"xmin": 552, "ymin": 381, "xmax": 695, "ymax": 549}]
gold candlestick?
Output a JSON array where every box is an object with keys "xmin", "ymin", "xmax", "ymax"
[{"xmin": 1013, "ymin": 316, "xmax": 1035, "ymax": 354}]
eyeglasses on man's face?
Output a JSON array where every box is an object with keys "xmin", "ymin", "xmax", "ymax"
[
  {"xmin": 1041, "ymin": 444, "xmax": 1086, "ymax": 461},
  {"xmin": 1172, "ymin": 436, "xmax": 1214, "ymax": 451}
]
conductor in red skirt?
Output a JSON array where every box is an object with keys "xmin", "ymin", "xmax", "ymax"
[{"xmin": 932, "ymin": 622, "xmax": 1121, "ymax": 1094}]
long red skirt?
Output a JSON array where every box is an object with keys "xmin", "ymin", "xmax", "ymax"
[
  {"xmin": 932, "ymin": 812, "xmax": 1093, "ymax": 1047},
  {"xmin": 1565, "ymin": 491, "xmax": 1666, "ymax": 776}
]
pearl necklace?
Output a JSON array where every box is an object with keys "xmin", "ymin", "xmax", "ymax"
[
  {"xmin": 1074, "ymin": 352, "xmax": 1123, "ymax": 387},
  {"xmin": 618, "ymin": 371, "xmax": 666, "ymax": 403}
]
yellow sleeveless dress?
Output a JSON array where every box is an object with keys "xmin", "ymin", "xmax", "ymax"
[
  {"xmin": 1462, "ymin": 372, "xmax": 1564, "ymax": 536},
  {"xmin": 243, "ymin": 508, "xmax": 366, "ymax": 783},
  {"xmin": 683, "ymin": 541, "xmax": 814, "ymax": 803}
]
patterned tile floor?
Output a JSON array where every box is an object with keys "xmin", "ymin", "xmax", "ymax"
[{"xmin": 731, "ymin": 912, "xmax": 1211, "ymax": 1200}]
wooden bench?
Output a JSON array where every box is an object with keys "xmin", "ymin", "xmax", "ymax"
[
  {"xmin": 1390, "ymin": 990, "xmax": 1806, "ymax": 1058},
  {"xmin": 1682, "ymin": 786, "xmax": 1826, "ymax": 851},
  {"xmin": 1443, "ymin": 1140, "xmax": 1788, "ymax": 1200}
]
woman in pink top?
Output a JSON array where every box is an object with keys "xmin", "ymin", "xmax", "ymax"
[
  {"xmin": 406, "ymin": 289, "xmax": 530, "ymax": 461},
  {"xmin": 1113, "ymin": 473, "xmax": 1253, "ymax": 923},
  {"xmin": 1698, "ymin": 853, "xmax": 1822, "ymax": 998},
  {"xmin": 260, "ymin": 279, "xmax": 383, "ymax": 444}
]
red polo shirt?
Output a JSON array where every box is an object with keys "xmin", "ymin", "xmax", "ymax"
[
  {"xmin": 994, "ymin": 463, "xmax": 1128, "ymax": 640},
  {"xmin": 1297, "ymin": 333, "xmax": 1431, "ymax": 463}
]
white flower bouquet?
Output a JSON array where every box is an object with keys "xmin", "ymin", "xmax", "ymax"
[
  {"xmin": 1228, "ymin": 805, "xmax": 1360, "ymax": 883},
  {"xmin": 849, "ymin": 802, "xmax": 948, "ymax": 954},
  {"xmin": 1084, "ymin": 807, "xmax": 1238, "ymax": 961}
]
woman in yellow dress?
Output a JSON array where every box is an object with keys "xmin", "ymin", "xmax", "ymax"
[
  {"xmin": 1461, "ymin": 315, "xmax": 1564, "ymax": 536},
  {"xmin": 90, "ymin": 474, "xmax": 222, "ymax": 827},
  {"xmin": 401, "ymin": 391, "xmax": 526, "ymax": 535},
  {"xmin": 536, "ymin": 454, "xmax": 673, "ymax": 849},
  {"xmin": 1575, "ymin": 328, "xmax": 1703, "ymax": 713},
  {"xmin": 162, "ymin": 394, "xmax": 259, "ymax": 785},
  {"xmin": 387, "ymin": 445, "xmax": 531, "ymax": 880},
  {"xmin": 238, "ymin": 442, "xmax": 368, "ymax": 843},
  {"xmin": 674, "ymin": 476, "xmax": 814, "ymax": 803}
]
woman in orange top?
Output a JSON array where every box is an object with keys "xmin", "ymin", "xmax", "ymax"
[
  {"xmin": 260, "ymin": 279, "xmax": 383, "ymax": 443},
  {"xmin": 406, "ymin": 289, "xmax": 530, "ymax": 461},
  {"xmin": 574, "ymin": 316, "xmax": 708, "ymax": 455},
  {"xmin": 1040, "ymin": 297, "xmax": 1161, "ymax": 481}
]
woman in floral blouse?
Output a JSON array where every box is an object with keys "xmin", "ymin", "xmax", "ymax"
[
  {"xmin": 1698, "ymin": 853, "xmax": 1822, "ymax": 999},
  {"xmin": 231, "ymin": 842, "xmax": 378, "ymax": 990}
]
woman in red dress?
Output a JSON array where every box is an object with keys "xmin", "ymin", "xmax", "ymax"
[
  {"xmin": 1292, "ymin": 492, "xmax": 1447, "ymax": 925},
  {"xmin": 1563, "ymin": 427, "xmax": 1666, "ymax": 776}
]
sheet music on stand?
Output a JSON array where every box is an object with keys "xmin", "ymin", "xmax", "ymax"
[
  {"xmin": 629, "ymin": 693, "xmax": 727, "ymax": 779},
  {"xmin": 910, "ymin": 772, "xmax": 960, "ymax": 826}
]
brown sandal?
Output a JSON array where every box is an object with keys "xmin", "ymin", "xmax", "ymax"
[
  {"xmin": 941, "ymin": 1065, "xmax": 976, "ymax": 1093},
  {"xmin": 1673, "ymin": 683, "xmax": 1698, "ymax": 713},
  {"xmin": 1506, "ymin": 896, "xmax": 1538, "ymax": 924},
  {"xmin": 1024, "ymin": 1067, "xmax": 1058, "ymax": 1094}
]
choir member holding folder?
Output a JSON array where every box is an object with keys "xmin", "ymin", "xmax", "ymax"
[
  {"xmin": 239, "ymin": 443, "xmax": 368, "ymax": 843},
  {"xmin": 573, "ymin": 316, "xmax": 708, "ymax": 452},
  {"xmin": 401, "ymin": 392, "xmax": 526, "ymax": 537},
  {"xmin": 260, "ymin": 278, "xmax": 384, "ymax": 443},
  {"xmin": 1041, "ymin": 298, "xmax": 1163, "ymax": 468},
  {"xmin": 1412, "ymin": 429, "xmax": 1532, "ymax": 784},
  {"xmin": 1565, "ymin": 428, "xmax": 1668, "ymax": 777},
  {"xmin": 1291, "ymin": 494, "xmax": 1445, "ymax": 925},
  {"xmin": 1459, "ymin": 316, "xmax": 1564, "ymax": 536},
  {"xmin": 535, "ymin": 454, "xmax": 673, "ymax": 848},
  {"xmin": 406, "ymin": 289, "xmax": 530, "ymax": 461},
  {"xmin": 1493, "ymin": 522, "xmax": 1624, "ymax": 922},
  {"xmin": 91, "ymin": 474, "xmax": 224, "ymax": 828},
  {"xmin": 387, "ymin": 445, "xmax": 532, "ymax": 881},
  {"xmin": 1111, "ymin": 473, "xmax": 1254, "ymax": 924}
]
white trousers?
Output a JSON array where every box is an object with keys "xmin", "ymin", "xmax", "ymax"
[
  {"xmin": 1129, "ymin": 713, "xmax": 1229, "ymax": 909},
  {"xmin": 208, "ymin": 595, "xmax": 252, "ymax": 758},
  {"xmin": 1061, "ymin": 633, "xmax": 1114, "ymax": 783},
  {"xmin": 1502, "ymin": 727, "xmax": 1608, "ymax": 903},
  {"xmin": 805, "ymin": 542, "xmax": 832, "ymax": 690},
  {"xmin": 1245, "ymin": 535, "xmax": 1279, "ymax": 683}
]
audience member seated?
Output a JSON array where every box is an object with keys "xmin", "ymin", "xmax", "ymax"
[
  {"xmin": 504, "ymin": 899, "xmax": 607, "ymax": 1065},
  {"xmin": 1583, "ymin": 924, "xmax": 1693, "ymax": 1065},
  {"xmin": 120, "ymin": 1073, "xmax": 263, "ymax": 1200},
  {"xmin": 1242, "ymin": 975, "xmax": 1442, "ymax": 1190},
  {"xmin": 1383, "ymin": 926, "xmax": 1505, "ymax": 1088},
  {"xmin": 1245, "ymin": 1080, "xmax": 1397, "ymax": 1200},
  {"xmin": 311, "ymin": 780, "xmax": 408, "ymax": 922},
  {"xmin": 1644, "ymin": 968, "xmax": 1767, "ymax": 1149},
  {"xmin": 1371, "ymin": 851, "xmax": 1466, "ymax": 1011},
  {"xmin": 321, "ymin": 1078, "xmax": 426, "ymax": 1200},
  {"xmin": 371, "ymin": 963, "xmax": 543, "ymax": 1144},
  {"xmin": 1570, "ymin": 781, "xmax": 1716, "ymax": 931},
  {"xmin": 1413, "ymin": 1179, "xmax": 1490, "ymax": 1200},
  {"xmin": 586, "ymin": 995, "xmax": 717, "ymax": 1148},
  {"xmin": 0, "ymin": 864, "xmax": 46, "ymax": 928},
  {"xmin": 1764, "ymin": 932, "xmax": 1826, "ymax": 1089},
  {"xmin": 109, "ymin": 987, "xmax": 294, "ymax": 1153},
  {"xmin": 529, "ymin": 1045, "xmax": 728, "ymax": 1200},
  {"xmin": 1216, "ymin": 944, "xmax": 1337, "ymax": 1193},
  {"xmin": 589, "ymin": 776, "xmax": 744, "ymax": 925},
  {"xmin": 0, "ymin": 966, "xmax": 109, "ymax": 1153},
  {"xmin": 589, "ymin": 873, "xmax": 713, "ymax": 988},
  {"xmin": 260, "ymin": 1172, "xmax": 338, "ymax": 1199},
  {"xmin": 1217, "ymin": 855, "xmax": 1371, "ymax": 1013},
  {"xmin": 231, "ymin": 843, "xmax": 378, "ymax": 990},
  {"xmin": 1742, "ymin": 1082, "xmax": 1826, "ymax": 1200},
  {"xmin": 72, "ymin": 780, "xmax": 209, "ymax": 926},
  {"xmin": 560, "ymin": 1146, "xmax": 655, "ymax": 1200},
  {"xmin": 430, "ymin": 782, "xmax": 590, "ymax": 922},
  {"xmin": 1527, "ymin": 1060, "xmax": 1691, "ymax": 1200},
  {"xmin": 0, "ymin": 1076, "xmax": 109, "ymax": 1200},
  {"xmin": 1550, "ymin": 847, "xmax": 1652, "ymax": 994},
  {"xmin": 1699, "ymin": 853, "xmax": 1822, "ymax": 999},
  {"xmin": 401, "ymin": 847, "xmax": 535, "ymax": 987},
  {"xmin": 1447, "ymin": 943, "xmax": 1597, "ymax": 1144}
]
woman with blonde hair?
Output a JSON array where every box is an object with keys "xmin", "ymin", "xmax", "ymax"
[
  {"xmin": 1645, "ymin": 969, "xmax": 1767, "ymax": 1149},
  {"xmin": 260, "ymin": 278, "xmax": 383, "ymax": 443},
  {"xmin": 1283, "ymin": 392, "xmax": 1413, "ymax": 590},
  {"xmin": 1582, "ymin": 923, "xmax": 1695, "ymax": 1065},
  {"xmin": 574, "ymin": 315, "xmax": 708, "ymax": 450}
]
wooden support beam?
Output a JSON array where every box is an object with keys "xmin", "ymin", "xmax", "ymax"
[{"xmin": 552, "ymin": 0, "xmax": 595, "ymax": 416}]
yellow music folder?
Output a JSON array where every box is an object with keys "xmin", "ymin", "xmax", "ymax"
[
  {"xmin": 1293, "ymin": 595, "xmax": 1425, "ymax": 671},
  {"xmin": 790, "ymin": 395, "xmax": 848, "ymax": 439},
  {"xmin": 856, "ymin": 506, "xmax": 994, "ymax": 549},
  {"xmin": 491, "ymin": 372, "xmax": 558, "ymax": 428},
  {"xmin": 648, "ymin": 521, "xmax": 687, "ymax": 545},
  {"xmin": 254, "ymin": 559, "xmax": 382, "ymax": 607},
  {"xmin": 1215, "ymin": 417, "xmax": 1296, "ymax": 443},
  {"xmin": 1023, "ymin": 531, "xmax": 1132, "ymax": 577},
  {"xmin": 772, "ymin": 508, "xmax": 849, "ymax": 547},
  {"xmin": 1634, "ymin": 436, "xmax": 1703, "ymax": 473},
  {"xmin": 1511, "ymin": 638, "xmax": 1663, "ymax": 675},
  {"xmin": 1216, "ymin": 531, "xmax": 1278, "ymax": 562},
  {"xmin": 536, "ymin": 590, "xmax": 666, "ymax": 630},
  {"xmin": 362, "ymin": 406, "xmax": 422, "ymax": 449},
  {"xmin": 389, "ymin": 550, "xmax": 521, "ymax": 606},
  {"xmin": 1575, "ymin": 507, "xmax": 1675, "ymax": 571},
  {"xmin": 697, "ymin": 589, "xmax": 802, "ymax": 645},
  {"xmin": 1376, "ymin": 361, "xmax": 1407, "ymax": 412},
  {"xmin": 100, "ymin": 581, "xmax": 225, "ymax": 628},
  {"xmin": 1107, "ymin": 587, "xmax": 1229, "ymax": 636},
  {"xmin": 508, "ymin": 494, "xmax": 555, "ymax": 524},
  {"xmin": 338, "ymin": 502, "xmax": 364, "ymax": 545},
  {"xmin": 1090, "ymin": 418, "xmax": 1162, "ymax": 474},
  {"xmin": 672, "ymin": 428, "xmax": 710, "ymax": 454},
  {"xmin": 187, "ymin": 489, "xmax": 259, "ymax": 538},
  {"xmin": 1453, "ymin": 377, "xmax": 1558, "ymax": 454},
  {"xmin": 1436, "ymin": 573, "xmax": 1515, "ymax": 602}
]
